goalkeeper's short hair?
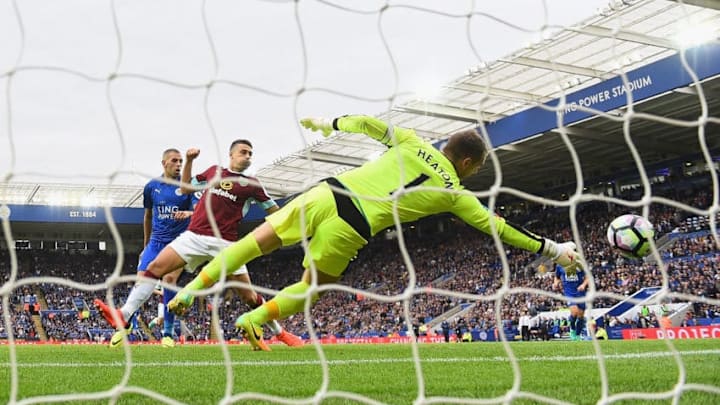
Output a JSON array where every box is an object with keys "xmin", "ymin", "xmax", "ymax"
[{"xmin": 445, "ymin": 128, "xmax": 489, "ymax": 163}]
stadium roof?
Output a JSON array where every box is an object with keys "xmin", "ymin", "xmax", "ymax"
[{"xmin": 1, "ymin": 0, "xmax": 719, "ymax": 208}]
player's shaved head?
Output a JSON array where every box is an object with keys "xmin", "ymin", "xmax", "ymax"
[{"xmin": 162, "ymin": 148, "xmax": 181, "ymax": 159}]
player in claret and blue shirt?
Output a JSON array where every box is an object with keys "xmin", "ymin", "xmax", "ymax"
[
  {"xmin": 96, "ymin": 140, "xmax": 302, "ymax": 348},
  {"xmin": 554, "ymin": 264, "xmax": 590, "ymax": 341}
]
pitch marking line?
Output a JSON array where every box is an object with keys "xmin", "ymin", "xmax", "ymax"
[{"xmin": 3, "ymin": 349, "xmax": 719, "ymax": 368}]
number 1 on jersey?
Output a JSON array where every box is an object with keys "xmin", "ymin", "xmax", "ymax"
[{"xmin": 391, "ymin": 173, "xmax": 429, "ymax": 195}]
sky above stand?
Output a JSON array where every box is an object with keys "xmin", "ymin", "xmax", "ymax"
[{"xmin": 0, "ymin": 0, "xmax": 608, "ymax": 186}]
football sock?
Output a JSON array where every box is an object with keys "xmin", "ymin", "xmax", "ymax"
[
  {"xmin": 569, "ymin": 315, "xmax": 577, "ymax": 331},
  {"xmin": 248, "ymin": 281, "xmax": 318, "ymax": 325},
  {"xmin": 575, "ymin": 317, "xmax": 585, "ymax": 336},
  {"xmin": 128, "ymin": 312, "xmax": 137, "ymax": 329},
  {"xmin": 185, "ymin": 235, "xmax": 263, "ymax": 291},
  {"xmin": 267, "ymin": 320, "xmax": 282, "ymax": 335},
  {"xmin": 249, "ymin": 292, "xmax": 282, "ymax": 335},
  {"xmin": 121, "ymin": 274, "xmax": 159, "ymax": 320},
  {"xmin": 163, "ymin": 288, "xmax": 176, "ymax": 338}
]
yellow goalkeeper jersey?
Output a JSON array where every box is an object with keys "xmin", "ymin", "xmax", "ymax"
[{"xmin": 334, "ymin": 115, "xmax": 543, "ymax": 253}]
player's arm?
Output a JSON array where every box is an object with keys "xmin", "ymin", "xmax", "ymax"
[
  {"xmin": 174, "ymin": 210, "xmax": 193, "ymax": 220},
  {"xmin": 553, "ymin": 265, "xmax": 563, "ymax": 290},
  {"xmin": 578, "ymin": 270, "xmax": 590, "ymax": 291},
  {"xmin": 300, "ymin": 115, "xmax": 415, "ymax": 147},
  {"xmin": 174, "ymin": 189, "xmax": 197, "ymax": 220},
  {"xmin": 252, "ymin": 178, "xmax": 280, "ymax": 216},
  {"xmin": 180, "ymin": 148, "xmax": 200, "ymax": 195},
  {"xmin": 142, "ymin": 184, "xmax": 153, "ymax": 248},
  {"xmin": 453, "ymin": 194, "xmax": 582, "ymax": 271},
  {"xmin": 143, "ymin": 208, "xmax": 152, "ymax": 248}
]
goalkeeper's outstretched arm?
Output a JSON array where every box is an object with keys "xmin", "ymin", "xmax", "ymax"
[
  {"xmin": 300, "ymin": 115, "xmax": 413, "ymax": 148},
  {"xmin": 454, "ymin": 197, "xmax": 583, "ymax": 272}
]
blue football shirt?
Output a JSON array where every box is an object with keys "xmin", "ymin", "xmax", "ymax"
[
  {"xmin": 555, "ymin": 264, "xmax": 586, "ymax": 299},
  {"xmin": 143, "ymin": 178, "xmax": 195, "ymax": 244}
]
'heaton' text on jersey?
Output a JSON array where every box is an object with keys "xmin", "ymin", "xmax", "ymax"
[
  {"xmin": 189, "ymin": 165, "xmax": 277, "ymax": 241},
  {"xmin": 334, "ymin": 115, "xmax": 542, "ymax": 253},
  {"xmin": 556, "ymin": 265, "xmax": 586, "ymax": 298},
  {"xmin": 143, "ymin": 178, "xmax": 195, "ymax": 244}
]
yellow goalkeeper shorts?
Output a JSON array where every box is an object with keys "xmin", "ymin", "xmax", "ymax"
[{"xmin": 266, "ymin": 180, "xmax": 369, "ymax": 277}]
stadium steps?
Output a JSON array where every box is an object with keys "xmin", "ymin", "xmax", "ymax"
[
  {"xmin": 32, "ymin": 286, "xmax": 49, "ymax": 310},
  {"xmin": 427, "ymin": 302, "xmax": 477, "ymax": 331},
  {"xmin": 210, "ymin": 319, "xmax": 218, "ymax": 341},
  {"xmin": 643, "ymin": 232, "xmax": 674, "ymax": 265},
  {"xmin": 430, "ymin": 272, "xmax": 456, "ymax": 288},
  {"xmin": 31, "ymin": 314, "xmax": 47, "ymax": 341},
  {"xmin": 595, "ymin": 286, "xmax": 662, "ymax": 323}
]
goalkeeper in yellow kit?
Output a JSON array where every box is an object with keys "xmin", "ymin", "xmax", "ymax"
[{"xmin": 168, "ymin": 115, "xmax": 583, "ymax": 351}]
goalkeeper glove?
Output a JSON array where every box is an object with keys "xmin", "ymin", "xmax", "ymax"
[
  {"xmin": 542, "ymin": 240, "xmax": 583, "ymax": 273},
  {"xmin": 300, "ymin": 117, "xmax": 334, "ymax": 137}
]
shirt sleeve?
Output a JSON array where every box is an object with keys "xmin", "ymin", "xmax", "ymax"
[
  {"xmin": 250, "ymin": 177, "xmax": 277, "ymax": 209},
  {"xmin": 335, "ymin": 115, "xmax": 416, "ymax": 148},
  {"xmin": 194, "ymin": 165, "xmax": 217, "ymax": 183},
  {"xmin": 452, "ymin": 193, "xmax": 544, "ymax": 254},
  {"xmin": 142, "ymin": 182, "xmax": 153, "ymax": 210}
]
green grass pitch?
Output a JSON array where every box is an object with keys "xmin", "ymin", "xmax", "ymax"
[{"xmin": 2, "ymin": 339, "xmax": 719, "ymax": 404}]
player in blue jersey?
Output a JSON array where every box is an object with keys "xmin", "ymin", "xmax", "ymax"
[
  {"xmin": 553, "ymin": 264, "xmax": 590, "ymax": 341},
  {"xmin": 110, "ymin": 148, "xmax": 196, "ymax": 348}
]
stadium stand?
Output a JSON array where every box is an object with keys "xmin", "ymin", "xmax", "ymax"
[{"xmin": 1, "ymin": 175, "xmax": 718, "ymax": 343}]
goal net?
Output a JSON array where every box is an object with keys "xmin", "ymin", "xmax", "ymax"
[{"xmin": 1, "ymin": 0, "xmax": 719, "ymax": 404}]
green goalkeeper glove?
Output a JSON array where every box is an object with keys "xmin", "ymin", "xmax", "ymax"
[
  {"xmin": 300, "ymin": 117, "xmax": 334, "ymax": 137},
  {"xmin": 543, "ymin": 240, "xmax": 583, "ymax": 274}
]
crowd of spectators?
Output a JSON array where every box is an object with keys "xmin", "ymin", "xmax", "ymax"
[{"xmin": 1, "ymin": 180, "xmax": 718, "ymax": 342}]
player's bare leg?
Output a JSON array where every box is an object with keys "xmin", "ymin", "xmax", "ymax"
[
  {"xmin": 569, "ymin": 305, "xmax": 585, "ymax": 341},
  {"xmin": 169, "ymin": 222, "xmax": 281, "ymax": 315}
]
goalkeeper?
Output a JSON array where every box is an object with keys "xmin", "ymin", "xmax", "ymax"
[{"xmin": 169, "ymin": 115, "xmax": 584, "ymax": 351}]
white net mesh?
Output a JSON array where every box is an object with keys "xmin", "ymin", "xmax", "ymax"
[{"xmin": 2, "ymin": 0, "xmax": 720, "ymax": 404}]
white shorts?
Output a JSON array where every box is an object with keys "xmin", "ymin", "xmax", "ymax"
[{"xmin": 168, "ymin": 231, "xmax": 248, "ymax": 275}]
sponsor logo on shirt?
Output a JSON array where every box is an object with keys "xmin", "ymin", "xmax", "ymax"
[{"xmin": 210, "ymin": 187, "xmax": 238, "ymax": 202}]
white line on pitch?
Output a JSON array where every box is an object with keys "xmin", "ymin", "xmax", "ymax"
[{"xmin": 2, "ymin": 349, "xmax": 719, "ymax": 368}]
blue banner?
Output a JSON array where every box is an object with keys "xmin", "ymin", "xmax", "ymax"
[
  {"xmin": 5, "ymin": 201, "xmax": 280, "ymax": 224},
  {"xmin": 6, "ymin": 205, "xmax": 143, "ymax": 224},
  {"xmin": 434, "ymin": 43, "xmax": 720, "ymax": 149}
]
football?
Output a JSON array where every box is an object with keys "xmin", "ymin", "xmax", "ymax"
[{"xmin": 606, "ymin": 214, "xmax": 655, "ymax": 259}]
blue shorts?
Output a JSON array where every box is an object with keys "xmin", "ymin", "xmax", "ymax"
[
  {"xmin": 138, "ymin": 239, "xmax": 168, "ymax": 271},
  {"xmin": 567, "ymin": 300, "xmax": 586, "ymax": 311}
]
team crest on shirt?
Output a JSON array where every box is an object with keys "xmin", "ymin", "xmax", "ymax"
[
  {"xmin": 220, "ymin": 181, "xmax": 233, "ymax": 190},
  {"xmin": 174, "ymin": 188, "xmax": 183, "ymax": 196}
]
